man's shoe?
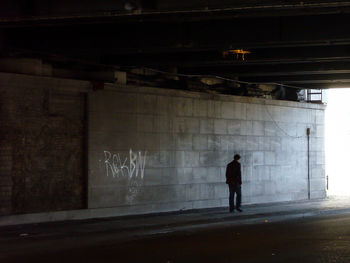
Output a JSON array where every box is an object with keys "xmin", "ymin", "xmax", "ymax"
[
  {"xmin": 229, "ymin": 209, "xmax": 234, "ymax": 213},
  {"xmin": 236, "ymin": 208, "xmax": 243, "ymax": 212}
]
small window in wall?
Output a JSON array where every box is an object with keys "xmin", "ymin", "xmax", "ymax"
[
  {"xmin": 307, "ymin": 89, "xmax": 323, "ymax": 103},
  {"xmin": 298, "ymin": 89, "xmax": 325, "ymax": 103}
]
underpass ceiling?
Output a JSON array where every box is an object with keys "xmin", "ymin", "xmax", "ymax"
[{"xmin": 1, "ymin": 0, "xmax": 350, "ymax": 95}]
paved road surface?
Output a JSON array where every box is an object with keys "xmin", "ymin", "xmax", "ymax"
[{"xmin": 1, "ymin": 213, "xmax": 350, "ymax": 262}]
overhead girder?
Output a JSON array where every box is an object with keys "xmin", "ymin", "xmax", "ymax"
[
  {"xmin": 232, "ymin": 70, "xmax": 350, "ymax": 78},
  {"xmin": 238, "ymin": 74, "xmax": 350, "ymax": 84},
  {"xmin": 2, "ymin": 0, "xmax": 350, "ymax": 26},
  {"xmin": 4, "ymin": 13, "xmax": 350, "ymax": 54},
  {"xmin": 181, "ymin": 61, "xmax": 350, "ymax": 76},
  {"xmin": 293, "ymin": 83, "xmax": 350, "ymax": 89}
]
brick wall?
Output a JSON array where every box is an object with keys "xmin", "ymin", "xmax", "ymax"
[{"xmin": 0, "ymin": 73, "xmax": 89, "ymax": 215}]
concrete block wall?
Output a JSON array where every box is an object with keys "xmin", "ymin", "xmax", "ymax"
[{"xmin": 88, "ymin": 85, "xmax": 326, "ymax": 215}]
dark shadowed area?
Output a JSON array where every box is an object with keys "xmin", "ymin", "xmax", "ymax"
[{"xmin": 1, "ymin": 213, "xmax": 350, "ymax": 262}]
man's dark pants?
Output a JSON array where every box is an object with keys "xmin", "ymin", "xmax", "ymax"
[{"xmin": 229, "ymin": 185, "xmax": 241, "ymax": 212}]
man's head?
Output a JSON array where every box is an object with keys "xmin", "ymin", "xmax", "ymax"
[{"xmin": 234, "ymin": 154, "xmax": 241, "ymax": 161}]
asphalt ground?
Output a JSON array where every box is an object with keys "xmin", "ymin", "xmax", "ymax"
[{"xmin": 1, "ymin": 196, "xmax": 350, "ymax": 262}]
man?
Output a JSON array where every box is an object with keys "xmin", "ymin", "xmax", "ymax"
[{"xmin": 225, "ymin": 154, "xmax": 243, "ymax": 212}]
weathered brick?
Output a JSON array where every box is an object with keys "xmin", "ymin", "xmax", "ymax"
[{"xmin": 0, "ymin": 74, "xmax": 86, "ymax": 215}]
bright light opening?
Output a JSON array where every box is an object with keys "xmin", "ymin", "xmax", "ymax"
[{"xmin": 325, "ymin": 88, "xmax": 350, "ymax": 196}]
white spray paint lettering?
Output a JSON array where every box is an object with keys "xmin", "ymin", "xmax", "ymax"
[{"xmin": 104, "ymin": 149, "xmax": 147, "ymax": 179}]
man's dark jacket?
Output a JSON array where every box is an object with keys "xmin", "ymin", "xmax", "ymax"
[{"xmin": 225, "ymin": 160, "xmax": 242, "ymax": 186}]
